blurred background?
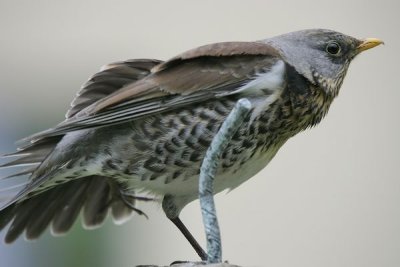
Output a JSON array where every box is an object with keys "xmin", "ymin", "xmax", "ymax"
[{"xmin": 0, "ymin": 0, "xmax": 399, "ymax": 266}]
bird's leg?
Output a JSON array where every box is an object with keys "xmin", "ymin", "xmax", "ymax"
[
  {"xmin": 162, "ymin": 195, "xmax": 207, "ymax": 261},
  {"xmin": 170, "ymin": 216, "xmax": 208, "ymax": 261}
]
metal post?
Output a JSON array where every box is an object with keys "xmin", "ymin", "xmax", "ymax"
[{"xmin": 199, "ymin": 98, "xmax": 252, "ymax": 263}]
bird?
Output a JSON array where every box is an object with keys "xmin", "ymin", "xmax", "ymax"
[{"xmin": 0, "ymin": 29, "xmax": 382, "ymax": 259}]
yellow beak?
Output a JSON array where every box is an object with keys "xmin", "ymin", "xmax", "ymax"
[{"xmin": 357, "ymin": 38, "xmax": 384, "ymax": 53}]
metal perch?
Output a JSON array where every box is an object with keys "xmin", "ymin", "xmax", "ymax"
[{"xmin": 199, "ymin": 98, "xmax": 252, "ymax": 263}]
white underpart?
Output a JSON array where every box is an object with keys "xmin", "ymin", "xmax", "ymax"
[{"xmin": 134, "ymin": 142, "xmax": 282, "ymax": 212}]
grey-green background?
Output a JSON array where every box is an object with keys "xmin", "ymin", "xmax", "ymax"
[{"xmin": 0, "ymin": 1, "xmax": 398, "ymax": 266}]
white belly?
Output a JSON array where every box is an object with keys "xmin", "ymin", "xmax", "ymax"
[{"xmin": 132, "ymin": 144, "xmax": 281, "ymax": 200}]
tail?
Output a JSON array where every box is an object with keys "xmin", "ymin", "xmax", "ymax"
[
  {"xmin": 0, "ymin": 175, "xmax": 142, "ymax": 243},
  {"xmin": 0, "ymin": 137, "xmax": 142, "ymax": 244}
]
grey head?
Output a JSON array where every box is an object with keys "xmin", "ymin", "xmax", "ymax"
[{"xmin": 262, "ymin": 29, "xmax": 383, "ymax": 96}]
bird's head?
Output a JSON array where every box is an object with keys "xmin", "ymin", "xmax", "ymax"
[{"xmin": 264, "ymin": 29, "xmax": 383, "ymax": 96}]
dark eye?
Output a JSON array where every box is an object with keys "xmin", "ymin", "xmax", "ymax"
[{"xmin": 326, "ymin": 41, "xmax": 341, "ymax": 55}]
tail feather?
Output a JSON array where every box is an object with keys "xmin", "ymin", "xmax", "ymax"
[
  {"xmin": 7, "ymin": 136, "xmax": 62, "ymax": 156},
  {"xmin": 0, "ymin": 136, "xmax": 62, "ymax": 208},
  {"xmin": 5, "ymin": 196, "xmax": 43, "ymax": 243},
  {"xmin": 0, "ymin": 205, "xmax": 15, "ymax": 231},
  {"xmin": 83, "ymin": 177, "xmax": 111, "ymax": 229},
  {"xmin": 111, "ymin": 198, "xmax": 133, "ymax": 224},
  {"xmin": 25, "ymin": 188, "xmax": 66, "ymax": 239},
  {"xmin": 1, "ymin": 167, "xmax": 37, "ymax": 180},
  {"xmin": 51, "ymin": 182, "xmax": 89, "ymax": 235},
  {"xmin": 0, "ymin": 175, "xmax": 143, "ymax": 243},
  {"xmin": 0, "ymin": 157, "xmax": 41, "ymax": 169},
  {"xmin": 0, "ymin": 136, "xmax": 61, "ymax": 178}
]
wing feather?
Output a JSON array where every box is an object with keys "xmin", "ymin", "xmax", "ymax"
[
  {"xmin": 66, "ymin": 59, "xmax": 161, "ymax": 118},
  {"xmin": 23, "ymin": 42, "xmax": 283, "ymax": 143}
]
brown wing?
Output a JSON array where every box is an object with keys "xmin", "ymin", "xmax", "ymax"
[
  {"xmin": 66, "ymin": 59, "xmax": 161, "ymax": 118},
  {"xmin": 23, "ymin": 41, "xmax": 282, "ymax": 142},
  {"xmin": 90, "ymin": 41, "xmax": 280, "ymax": 113},
  {"xmin": 153, "ymin": 41, "xmax": 280, "ymax": 72}
]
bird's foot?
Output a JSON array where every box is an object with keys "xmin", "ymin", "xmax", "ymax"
[{"xmin": 118, "ymin": 190, "xmax": 155, "ymax": 219}]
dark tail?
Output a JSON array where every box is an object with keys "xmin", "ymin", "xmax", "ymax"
[
  {"xmin": 0, "ymin": 175, "xmax": 141, "ymax": 243},
  {"xmin": 0, "ymin": 138, "xmax": 141, "ymax": 243}
]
